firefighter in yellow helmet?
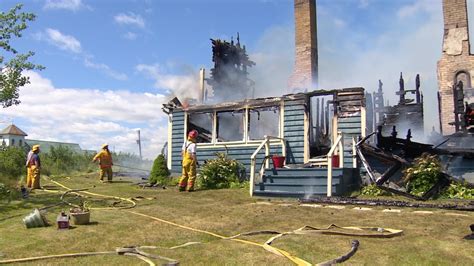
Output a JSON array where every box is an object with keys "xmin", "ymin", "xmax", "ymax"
[
  {"xmin": 25, "ymin": 145, "xmax": 41, "ymax": 189},
  {"xmin": 92, "ymin": 144, "xmax": 114, "ymax": 182},
  {"xmin": 179, "ymin": 130, "xmax": 198, "ymax": 192}
]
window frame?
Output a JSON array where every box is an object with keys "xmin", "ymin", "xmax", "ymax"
[{"xmin": 186, "ymin": 103, "xmax": 282, "ymax": 146}]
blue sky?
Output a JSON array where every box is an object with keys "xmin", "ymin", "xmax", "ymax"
[{"xmin": 0, "ymin": 0, "xmax": 456, "ymax": 158}]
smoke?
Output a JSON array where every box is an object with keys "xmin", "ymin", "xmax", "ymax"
[
  {"xmin": 249, "ymin": 25, "xmax": 295, "ymax": 98},
  {"xmin": 135, "ymin": 63, "xmax": 201, "ymax": 101}
]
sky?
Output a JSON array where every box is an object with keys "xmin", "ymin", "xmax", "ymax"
[{"xmin": 0, "ymin": 0, "xmax": 466, "ymax": 159}]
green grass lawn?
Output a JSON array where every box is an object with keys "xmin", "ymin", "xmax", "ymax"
[{"xmin": 0, "ymin": 173, "xmax": 473, "ymax": 265}]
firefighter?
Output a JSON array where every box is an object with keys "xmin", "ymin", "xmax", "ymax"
[
  {"xmin": 25, "ymin": 145, "xmax": 41, "ymax": 189},
  {"xmin": 92, "ymin": 144, "xmax": 114, "ymax": 182},
  {"xmin": 179, "ymin": 130, "xmax": 198, "ymax": 192}
]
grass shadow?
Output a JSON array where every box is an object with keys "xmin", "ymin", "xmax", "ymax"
[{"xmin": 0, "ymin": 191, "xmax": 63, "ymax": 217}]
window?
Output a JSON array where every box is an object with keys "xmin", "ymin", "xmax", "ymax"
[
  {"xmin": 468, "ymin": 0, "xmax": 474, "ymax": 53},
  {"xmin": 19, "ymin": 140, "xmax": 23, "ymax": 146},
  {"xmin": 188, "ymin": 112, "xmax": 213, "ymax": 143},
  {"xmin": 11, "ymin": 139, "xmax": 15, "ymax": 146},
  {"xmin": 217, "ymin": 110, "xmax": 244, "ymax": 142},
  {"xmin": 248, "ymin": 106, "xmax": 280, "ymax": 140}
]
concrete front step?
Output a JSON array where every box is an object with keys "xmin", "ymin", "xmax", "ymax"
[
  {"xmin": 264, "ymin": 167, "xmax": 343, "ymax": 176},
  {"xmin": 254, "ymin": 183, "xmax": 336, "ymax": 194},
  {"xmin": 253, "ymin": 190, "xmax": 329, "ymax": 198},
  {"xmin": 262, "ymin": 176, "xmax": 341, "ymax": 185}
]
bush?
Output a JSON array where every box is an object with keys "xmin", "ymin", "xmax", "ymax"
[
  {"xmin": 41, "ymin": 146, "xmax": 95, "ymax": 176},
  {"xmin": 0, "ymin": 146, "xmax": 27, "ymax": 182},
  {"xmin": 440, "ymin": 182, "xmax": 474, "ymax": 199},
  {"xmin": 0, "ymin": 183, "xmax": 12, "ymax": 203},
  {"xmin": 149, "ymin": 154, "xmax": 170, "ymax": 184},
  {"xmin": 360, "ymin": 184, "xmax": 391, "ymax": 196},
  {"xmin": 403, "ymin": 153, "xmax": 442, "ymax": 197},
  {"xmin": 198, "ymin": 153, "xmax": 246, "ymax": 189}
]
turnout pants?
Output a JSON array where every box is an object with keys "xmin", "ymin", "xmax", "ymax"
[
  {"xmin": 26, "ymin": 165, "xmax": 41, "ymax": 189},
  {"xmin": 99, "ymin": 167, "xmax": 113, "ymax": 181},
  {"xmin": 179, "ymin": 158, "xmax": 196, "ymax": 191}
]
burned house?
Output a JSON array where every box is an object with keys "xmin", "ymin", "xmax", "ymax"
[
  {"xmin": 163, "ymin": 88, "xmax": 366, "ymax": 197},
  {"xmin": 367, "ymin": 73, "xmax": 424, "ymax": 139},
  {"xmin": 207, "ymin": 35, "xmax": 255, "ymax": 102}
]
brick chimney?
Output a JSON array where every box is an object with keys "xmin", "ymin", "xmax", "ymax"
[
  {"xmin": 289, "ymin": 0, "xmax": 318, "ymax": 91},
  {"xmin": 437, "ymin": 0, "xmax": 473, "ymax": 135}
]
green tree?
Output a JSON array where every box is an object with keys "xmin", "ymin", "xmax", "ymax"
[
  {"xmin": 149, "ymin": 154, "xmax": 170, "ymax": 185},
  {"xmin": 0, "ymin": 146, "xmax": 26, "ymax": 182},
  {"xmin": 1, "ymin": 4, "xmax": 44, "ymax": 108}
]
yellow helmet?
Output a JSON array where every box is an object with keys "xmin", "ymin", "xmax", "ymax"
[
  {"xmin": 101, "ymin": 143, "xmax": 109, "ymax": 149},
  {"xmin": 32, "ymin": 145, "xmax": 40, "ymax": 151}
]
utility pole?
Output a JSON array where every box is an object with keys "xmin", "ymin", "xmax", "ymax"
[{"xmin": 137, "ymin": 130, "xmax": 142, "ymax": 160}]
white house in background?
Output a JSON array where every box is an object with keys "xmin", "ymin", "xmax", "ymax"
[
  {"xmin": 0, "ymin": 124, "xmax": 27, "ymax": 147},
  {"xmin": 0, "ymin": 124, "xmax": 87, "ymax": 153}
]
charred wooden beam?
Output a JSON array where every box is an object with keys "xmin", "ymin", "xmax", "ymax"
[{"xmin": 299, "ymin": 196, "xmax": 474, "ymax": 211}]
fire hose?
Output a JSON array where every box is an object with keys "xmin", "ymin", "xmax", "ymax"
[
  {"xmin": 0, "ymin": 178, "xmax": 404, "ymax": 265},
  {"xmin": 0, "ymin": 246, "xmax": 177, "ymax": 265}
]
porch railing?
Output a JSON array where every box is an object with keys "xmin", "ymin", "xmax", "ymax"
[
  {"xmin": 326, "ymin": 131, "xmax": 344, "ymax": 197},
  {"xmin": 249, "ymin": 135, "xmax": 286, "ymax": 196}
]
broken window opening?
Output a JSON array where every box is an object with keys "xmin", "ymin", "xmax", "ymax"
[
  {"xmin": 216, "ymin": 110, "xmax": 245, "ymax": 142},
  {"xmin": 309, "ymin": 95, "xmax": 334, "ymax": 158},
  {"xmin": 248, "ymin": 106, "xmax": 280, "ymax": 140},
  {"xmin": 188, "ymin": 112, "xmax": 213, "ymax": 143}
]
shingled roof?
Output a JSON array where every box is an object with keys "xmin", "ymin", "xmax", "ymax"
[{"xmin": 0, "ymin": 124, "xmax": 28, "ymax": 136}]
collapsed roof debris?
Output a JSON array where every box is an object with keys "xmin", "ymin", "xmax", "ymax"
[{"xmin": 355, "ymin": 126, "xmax": 474, "ymax": 201}]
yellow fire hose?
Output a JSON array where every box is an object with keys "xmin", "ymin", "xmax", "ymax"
[{"xmin": 1, "ymin": 178, "xmax": 403, "ymax": 265}]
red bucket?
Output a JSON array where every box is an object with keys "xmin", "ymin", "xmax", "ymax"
[
  {"xmin": 331, "ymin": 155, "xmax": 340, "ymax": 168},
  {"xmin": 272, "ymin": 155, "xmax": 285, "ymax": 168}
]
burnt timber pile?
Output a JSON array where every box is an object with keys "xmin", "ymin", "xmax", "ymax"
[
  {"xmin": 367, "ymin": 73, "xmax": 424, "ymax": 139},
  {"xmin": 207, "ymin": 35, "xmax": 255, "ymax": 102}
]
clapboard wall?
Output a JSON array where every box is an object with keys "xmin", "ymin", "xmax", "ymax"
[
  {"xmin": 170, "ymin": 110, "xmax": 186, "ymax": 173},
  {"xmin": 336, "ymin": 89, "xmax": 365, "ymax": 168},
  {"xmin": 283, "ymin": 99, "xmax": 306, "ymax": 164},
  {"xmin": 193, "ymin": 145, "xmax": 284, "ymax": 175}
]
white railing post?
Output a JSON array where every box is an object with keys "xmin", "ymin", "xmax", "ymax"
[
  {"xmin": 327, "ymin": 154, "xmax": 333, "ymax": 197},
  {"xmin": 264, "ymin": 136, "xmax": 270, "ymax": 168},
  {"xmin": 281, "ymin": 138, "xmax": 286, "ymax": 166},
  {"xmin": 338, "ymin": 131, "xmax": 344, "ymax": 168},
  {"xmin": 352, "ymin": 137, "xmax": 357, "ymax": 168},
  {"xmin": 250, "ymin": 158, "xmax": 255, "ymax": 196},
  {"xmin": 249, "ymin": 135, "xmax": 287, "ymax": 197},
  {"xmin": 326, "ymin": 132, "xmax": 343, "ymax": 197}
]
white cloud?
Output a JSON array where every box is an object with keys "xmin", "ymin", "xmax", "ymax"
[
  {"xmin": 44, "ymin": 28, "xmax": 82, "ymax": 53},
  {"xmin": 123, "ymin": 32, "xmax": 138, "ymax": 40},
  {"xmin": 84, "ymin": 57, "xmax": 128, "ymax": 81},
  {"xmin": 43, "ymin": 0, "xmax": 88, "ymax": 11},
  {"xmin": 397, "ymin": 0, "xmax": 438, "ymax": 19},
  {"xmin": 3, "ymin": 71, "xmax": 167, "ymax": 159},
  {"xmin": 35, "ymin": 28, "xmax": 128, "ymax": 81},
  {"xmin": 114, "ymin": 12, "xmax": 145, "ymax": 28},
  {"xmin": 136, "ymin": 64, "xmax": 200, "ymax": 100}
]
